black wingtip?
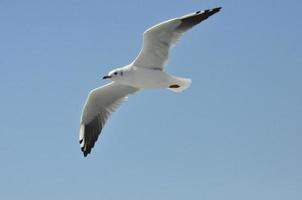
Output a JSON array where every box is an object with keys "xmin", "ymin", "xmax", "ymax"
[
  {"xmin": 81, "ymin": 146, "xmax": 87, "ymax": 156},
  {"xmin": 213, "ymin": 7, "xmax": 222, "ymax": 12},
  {"xmin": 207, "ymin": 7, "xmax": 222, "ymax": 16},
  {"xmin": 81, "ymin": 146, "xmax": 92, "ymax": 157},
  {"xmin": 195, "ymin": 7, "xmax": 222, "ymax": 16},
  {"xmin": 82, "ymin": 149, "xmax": 88, "ymax": 157}
]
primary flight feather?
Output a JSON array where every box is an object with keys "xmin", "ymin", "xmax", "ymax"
[{"xmin": 80, "ymin": 7, "xmax": 222, "ymax": 157}]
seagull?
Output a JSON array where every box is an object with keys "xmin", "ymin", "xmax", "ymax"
[{"xmin": 79, "ymin": 7, "xmax": 222, "ymax": 157}]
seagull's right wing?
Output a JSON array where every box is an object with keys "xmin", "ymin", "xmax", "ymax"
[
  {"xmin": 132, "ymin": 7, "xmax": 221, "ymax": 70},
  {"xmin": 79, "ymin": 82, "xmax": 138, "ymax": 157}
]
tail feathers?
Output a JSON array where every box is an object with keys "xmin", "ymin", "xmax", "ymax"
[{"xmin": 167, "ymin": 76, "xmax": 192, "ymax": 93}]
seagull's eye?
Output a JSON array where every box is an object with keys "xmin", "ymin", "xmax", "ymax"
[{"xmin": 114, "ymin": 72, "xmax": 118, "ymax": 75}]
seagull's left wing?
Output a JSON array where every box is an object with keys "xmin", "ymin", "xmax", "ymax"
[
  {"xmin": 132, "ymin": 7, "xmax": 221, "ymax": 70},
  {"xmin": 80, "ymin": 82, "xmax": 138, "ymax": 157}
]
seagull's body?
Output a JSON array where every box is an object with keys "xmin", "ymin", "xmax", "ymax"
[
  {"xmin": 110, "ymin": 65, "xmax": 191, "ymax": 91},
  {"xmin": 80, "ymin": 7, "xmax": 222, "ymax": 156}
]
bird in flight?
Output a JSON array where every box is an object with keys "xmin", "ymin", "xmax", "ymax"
[{"xmin": 79, "ymin": 7, "xmax": 222, "ymax": 157}]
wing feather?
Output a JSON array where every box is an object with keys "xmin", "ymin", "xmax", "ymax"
[
  {"xmin": 132, "ymin": 7, "xmax": 221, "ymax": 70},
  {"xmin": 79, "ymin": 83, "xmax": 138, "ymax": 157}
]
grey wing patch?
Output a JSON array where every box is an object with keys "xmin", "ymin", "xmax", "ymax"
[
  {"xmin": 80, "ymin": 111, "xmax": 108, "ymax": 157},
  {"xmin": 79, "ymin": 97, "xmax": 127, "ymax": 157},
  {"xmin": 81, "ymin": 115, "xmax": 102, "ymax": 156},
  {"xmin": 79, "ymin": 83, "xmax": 138, "ymax": 157},
  {"xmin": 177, "ymin": 7, "xmax": 222, "ymax": 32},
  {"xmin": 150, "ymin": 67, "xmax": 163, "ymax": 71}
]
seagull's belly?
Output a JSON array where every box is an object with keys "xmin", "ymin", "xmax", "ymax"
[{"xmin": 120, "ymin": 68, "xmax": 172, "ymax": 89}]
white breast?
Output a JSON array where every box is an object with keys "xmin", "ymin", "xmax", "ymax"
[{"xmin": 117, "ymin": 67, "xmax": 173, "ymax": 89}]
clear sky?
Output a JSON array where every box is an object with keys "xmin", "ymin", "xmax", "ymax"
[{"xmin": 1, "ymin": 0, "xmax": 301, "ymax": 199}]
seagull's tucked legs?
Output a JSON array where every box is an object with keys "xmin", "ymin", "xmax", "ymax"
[
  {"xmin": 166, "ymin": 75, "xmax": 192, "ymax": 92},
  {"xmin": 79, "ymin": 7, "xmax": 222, "ymax": 157}
]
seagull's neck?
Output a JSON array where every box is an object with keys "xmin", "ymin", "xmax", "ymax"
[{"xmin": 121, "ymin": 64, "xmax": 133, "ymax": 71}]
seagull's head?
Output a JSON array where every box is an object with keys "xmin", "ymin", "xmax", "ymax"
[{"xmin": 103, "ymin": 69, "xmax": 124, "ymax": 80}]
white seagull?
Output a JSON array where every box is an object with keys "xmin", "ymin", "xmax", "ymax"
[{"xmin": 79, "ymin": 7, "xmax": 222, "ymax": 157}]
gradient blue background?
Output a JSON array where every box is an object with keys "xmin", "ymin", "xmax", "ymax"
[{"xmin": 1, "ymin": 0, "xmax": 301, "ymax": 199}]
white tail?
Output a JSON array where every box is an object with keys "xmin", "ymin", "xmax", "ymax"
[{"xmin": 167, "ymin": 76, "xmax": 192, "ymax": 92}]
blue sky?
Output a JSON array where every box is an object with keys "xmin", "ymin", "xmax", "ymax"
[{"xmin": 0, "ymin": 0, "xmax": 301, "ymax": 199}]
